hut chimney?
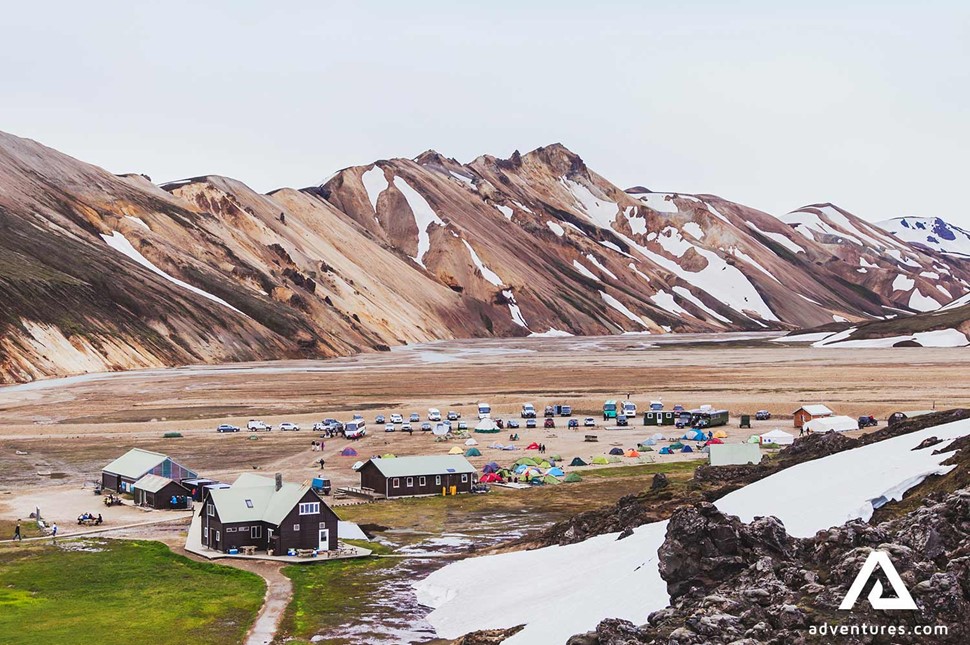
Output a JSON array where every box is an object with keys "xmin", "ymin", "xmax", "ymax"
[{"xmin": 275, "ymin": 473, "xmax": 282, "ymax": 491}]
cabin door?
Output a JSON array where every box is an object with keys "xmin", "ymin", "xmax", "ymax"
[{"xmin": 318, "ymin": 528, "xmax": 330, "ymax": 551}]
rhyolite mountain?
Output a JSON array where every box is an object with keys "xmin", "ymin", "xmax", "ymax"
[
  {"xmin": 1, "ymin": 130, "xmax": 968, "ymax": 383},
  {"xmin": 878, "ymin": 216, "xmax": 970, "ymax": 259}
]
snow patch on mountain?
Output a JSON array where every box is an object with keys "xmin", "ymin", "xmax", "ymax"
[
  {"xmin": 572, "ymin": 260, "xmax": 600, "ymax": 282},
  {"xmin": 892, "ymin": 274, "xmax": 915, "ymax": 292},
  {"xmin": 879, "ymin": 216, "xmax": 970, "ymax": 258},
  {"xmin": 909, "ymin": 288, "xmax": 941, "ymax": 312},
  {"xmin": 600, "ymin": 292, "xmax": 649, "ymax": 328},
  {"xmin": 461, "ymin": 240, "xmax": 503, "ymax": 287},
  {"xmin": 502, "ymin": 290, "xmax": 528, "ymax": 328},
  {"xmin": 672, "ymin": 286, "xmax": 731, "ymax": 324},
  {"xmin": 394, "ymin": 177, "xmax": 444, "ymax": 268},
  {"xmin": 745, "ymin": 221, "xmax": 804, "ymax": 254},
  {"xmin": 360, "ymin": 166, "xmax": 388, "ymax": 212},
  {"xmin": 586, "ymin": 254, "xmax": 617, "ymax": 280}
]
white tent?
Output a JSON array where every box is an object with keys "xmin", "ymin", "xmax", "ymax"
[
  {"xmin": 650, "ymin": 433, "xmax": 664, "ymax": 441},
  {"xmin": 760, "ymin": 429, "xmax": 795, "ymax": 445},
  {"xmin": 804, "ymin": 415, "xmax": 858, "ymax": 433},
  {"xmin": 476, "ymin": 419, "xmax": 498, "ymax": 432},
  {"xmin": 465, "ymin": 438, "xmax": 479, "ymax": 446},
  {"xmin": 433, "ymin": 423, "xmax": 451, "ymax": 436}
]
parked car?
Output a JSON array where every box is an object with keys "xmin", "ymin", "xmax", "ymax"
[
  {"xmin": 526, "ymin": 419, "xmax": 537, "ymax": 429},
  {"xmin": 247, "ymin": 420, "xmax": 271, "ymax": 432},
  {"xmin": 428, "ymin": 408, "xmax": 442, "ymax": 422},
  {"xmin": 543, "ymin": 406, "xmax": 555, "ymax": 417},
  {"xmin": 216, "ymin": 424, "xmax": 239, "ymax": 433},
  {"xmin": 506, "ymin": 419, "xmax": 520, "ymax": 429},
  {"xmin": 384, "ymin": 423, "xmax": 396, "ymax": 432},
  {"xmin": 521, "ymin": 403, "xmax": 536, "ymax": 418},
  {"xmin": 401, "ymin": 423, "xmax": 412, "ymax": 432},
  {"xmin": 279, "ymin": 422, "xmax": 301, "ymax": 431},
  {"xmin": 556, "ymin": 404, "xmax": 573, "ymax": 416},
  {"xmin": 375, "ymin": 415, "xmax": 386, "ymax": 424},
  {"xmin": 457, "ymin": 421, "xmax": 468, "ymax": 430},
  {"xmin": 583, "ymin": 417, "xmax": 596, "ymax": 427},
  {"xmin": 409, "ymin": 413, "xmax": 420, "ymax": 423},
  {"xmin": 447, "ymin": 411, "xmax": 460, "ymax": 421},
  {"xmin": 390, "ymin": 413, "xmax": 404, "ymax": 424},
  {"xmin": 616, "ymin": 415, "xmax": 629, "ymax": 427},
  {"xmin": 353, "ymin": 414, "xmax": 364, "ymax": 421},
  {"xmin": 544, "ymin": 418, "xmax": 555, "ymax": 428},
  {"xmin": 421, "ymin": 422, "xmax": 432, "ymax": 431},
  {"xmin": 567, "ymin": 419, "xmax": 579, "ymax": 428},
  {"xmin": 858, "ymin": 415, "xmax": 878, "ymax": 428},
  {"xmin": 755, "ymin": 410, "xmax": 771, "ymax": 420}
]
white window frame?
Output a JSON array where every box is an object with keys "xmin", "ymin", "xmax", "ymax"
[
  {"xmin": 461, "ymin": 474, "xmax": 469, "ymax": 483},
  {"xmin": 238, "ymin": 526, "xmax": 249, "ymax": 532},
  {"xmin": 251, "ymin": 525, "xmax": 262, "ymax": 539},
  {"xmin": 435, "ymin": 475, "xmax": 441, "ymax": 486},
  {"xmin": 299, "ymin": 502, "xmax": 320, "ymax": 515},
  {"xmin": 215, "ymin": 530, "xmax": 221, "ymax": 542},
  {"xmin": 245, "ymin": 499, "xmax": 254, "ymax": 508},
  {"xmin": 406, "ymin": 477, "xmax": 414, "ymax": 487},
  {"xmin": 419, "ymin": 476, "xmax": 426, "ymax": 487},
  {"xmin": 207, "ymin": 503, "xmax": 214, "ymax": 517},
  {"xmin": 293, "ymin": 523, "xmax": 300, "ymax": 531},
  {"xmin": 392, "ymin": 478, "xmax": 400, "ymax": 489}
]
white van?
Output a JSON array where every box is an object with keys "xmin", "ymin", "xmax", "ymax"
[
  {"xmin": 344, "ymin": 420, "xmax": 366, "ymax": 439},
  {"xmin": 247, "ymin": 419, "xmax": 271, "ymax": 432},
  {"xmin": 428, "ymin": 408, "xmax": 442, "ymax": 422},
  {"xmin": 477, "ymin": 402, "xmax": 491, "ymax": 419},
  {"xmin": 521, "ymin": 403, "xmax": 536, "ymax": 418},
  {"xmin": 622, "ymin": 401, "xmax": 637, "ymax": 418}
]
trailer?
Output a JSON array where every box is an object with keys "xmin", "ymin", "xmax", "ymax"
[
  {"xmin": 643, "ymin": 410, "xmax": 678, "ymax": 426},
  {"xmin": 688, "ymin": 408, "xmax": 729, "ymax": 429}
]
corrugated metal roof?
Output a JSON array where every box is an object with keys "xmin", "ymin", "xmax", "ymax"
[
  {"xmin": 208, "ymin": 474, "xmax": 317, "ymax": 525},
  {"xmin": 132, "ymin": 474, "xmax": 178, "ymax": 493},
  {"xmin": 365, "ymin": 455, "xmax": 475, "ymax": 478},
  {"xmin": 796, "ymin": 404, "xmax": 834, "ymax": 416},
  {"xmin": 102, "ymin": 448, "xmax": 168, "ymax": 479}
]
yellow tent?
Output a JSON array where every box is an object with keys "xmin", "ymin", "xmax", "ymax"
[
  {"xmin": 448, "ymin": 446, "xmax": 464, "ymax": 454},
  {"xmin": 713, "ymin": 430, "xmax": 728, "ymax": 439}
]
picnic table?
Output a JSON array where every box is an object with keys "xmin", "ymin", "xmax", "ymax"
[
  {"xmin": 584, "ymin": 434, "xmax": 599, "ymax": 442},
  {"xmin": 297, "ymin": 549, "xmax": 315, "ymax": 558},
  {"xmin": 239, "ymin": 545, "xmax": 257, "ymax": 555}
]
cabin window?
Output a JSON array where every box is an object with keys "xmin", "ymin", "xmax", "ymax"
[
  {"xmin": 245, "ymin": 499, "xmax": 254, "ymax": 508},
  {"xmin": 215, "ymin": 530, "xmax": 221, "ymax": 542},
  {"xmin": 293, "ymin": 524, "xmax": 300, "ymax": 531},
  {"xmin": 238, "ymin": 526, "xmax": 249, "ymax": 532},
  {"xmin": 252, "ymin": 525, "xmax": 262, "ymax": 538},
  {"xmin": 461, "ymin": 474, "xmax": 468, "ymax": 483},
  {"xmin": 406, "ymin": 477, "xmax": 414, "ymax": 487},
  {"xmin": 206, "ymin": 503, "xmax": 214, "ymax": 517},
  {"xmin": 319, "ymin": 521, "xmax": 328, "ymax": 528},
  {"xmin": 435, "ymin": 476, "xmax": 441, "ymax": 486},
  {"xmin": 392, "ymin": 478, "xmax": 400, "ymax": 488},
  {"xmin": 226, "ymin": 527, "xmax": 236, "ymax": 533},
  {"xmin": 299, "ymin": 502, "xmax": 320, "ymax": 515},
  {"xmin": 419, "ymin": 476, "xmax": 426, "ymax": 486}
]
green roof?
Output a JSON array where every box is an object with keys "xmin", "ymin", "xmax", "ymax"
[
  {"xmin": 365, "ymin": 455, "xmax": 475, "ymax": 478},
  {"xmin": 102, "ymin": 449, "xmax": 168, "ymax": 479},
  {"xmin": 208, "ymin": 474, "xmax": 318, "ymax": 525}
]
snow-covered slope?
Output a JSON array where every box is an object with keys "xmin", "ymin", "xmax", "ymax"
[
  {"xmin": 414, "ymin": 418, "xmax": 970, "ymax": 644},
  {"xmin": 878, "ymin": 216, "xmax": 970, "ymax": 259}
]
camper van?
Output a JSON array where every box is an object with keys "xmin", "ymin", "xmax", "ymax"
[
  {"xmin": 521, "ymin": 403, "xmax": 536, "ymax": 418},
  {"xmin": 428, "ymin": 408, "xmax": 442, "ymax": 422},
  {"xmin": 477, "ymin": 402, "xmax": 491, "ymax": 419},
  {"xmin": 344, "ymin": 420, "xmax": 367, "ymax": 439},
  {"xmin": 649, "ymin": 400, "xmax": 663, "ymax": 411},
  {"xmin": 603, "ymin": 400, "xmax": 618, "ymax": 420},
  {"xmin": 688, "ymin": 408, "xmax": 729, "ymax": 429},
  {"xmin": 622, "ymin": 401, "xmax": 637, "ymax": 418}
]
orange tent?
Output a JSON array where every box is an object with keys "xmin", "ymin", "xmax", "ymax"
[{"xmin": 624, "ymin": 449, "xmax": 640, "ymax": 457}]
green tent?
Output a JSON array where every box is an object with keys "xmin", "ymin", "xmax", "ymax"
[
  {"xmin": 670, "ymin": 441, "xmax": 685, "ymax": 449},
  {"xmin": 515, "ymin": 457, "xmax": 538, "ymax": 466},
  {"xmin": 537, "ymin": 460, "xmax": 551, "ymax": 469},
  {"xmin": 563, "ymin": 473, "xmax": 582, "ymax": 483},
  {"xmin": 607, "ymin": 456, "xmax": 622, "ymax": 463},
  {"xmin": 747, "ymin": 434, "xmax": 761, "ymax": 444},
  {"xmin": 465, "ymin": 447, "xmax": 482, "ymax": 457},
  {"xmin": 542, "ymin": 474, "xmax": 561, "ymax": 485},
  {"xmin": 382, "ymin": 453, "xmax": 397, "ymax": 459},
  {"xmin": 641, "ymin": 446, "xmax": 654, "ymax": 452},
  {"xmin": 591, "ymin": 455, "xmax": 609, "ymax": 465},
  {"xmin": 549, "ymin": 454, "xmax": 562, "ymax": 461},
  {"xmin": 569, "ymin": 457, "xmax": 588, "ymax": 466}
]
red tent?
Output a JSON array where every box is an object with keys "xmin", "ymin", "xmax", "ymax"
[
  {"xmin": 480, "ymin": 472, "xmax": 502, "ymax": 483},
  {"xmin": 705, "ymin": 438, "xmax": 724, "ymax": 445},
  {"xmin": 526, "ymin": 442, "xmax": 541, "ymax": 450}
]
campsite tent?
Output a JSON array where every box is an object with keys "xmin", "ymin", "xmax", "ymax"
[
  {"xmin": 536, "ymin": 460, "xmax": 552, "ymax": 469},
  {"xmin": 641, "ymin": 446, "xmax": 654, "ymax": 452},
  {"xmin": 650, "ymin": 433, "xmax": 664, "ymax": 441},
  {"xmin": 479, "ymin": 472, "xmax": 502, "ymax": 483},
  {"xmin": 542, "ymin": 475, "xmax": 561, "ymax": 485},
  {"xmin": 475, "ymin": 419, "xmax": 500, "ymax": 434},
  {"xmin": 548, "ymin": 467, "xmax": 565, "ymax": 477},
  {"xmin": 501, "ymin": 444, "xmax": 517, "ymax": 451},
  {"xmin": 526, "ymin": 442, "xmax": 541, "ymax": 450},
  {"xmin": 569, "ymin": 457, "xmax": 588, "ymax": 467},
  {"xmin": 608, "ymin": 447, "xmax": 624, "ymax": 455},
  {"xmin": 760, "ymin": 429, "xmax": 795, "ymax": 445},
  {"xmin": 465, "ymin": 438, "xmax": 479, "ymax": 446},
  {"xmin": 640, "ymin": 438, "xmax": 657, "ymax": 446},
  {"xmin": 658, "ymin": 447, "xmax": 673, "ymax": 455},
  {"xmin": 705, "ymin": 438, "xmax": 724, "ymax": 445},
  {"xmin": 448, "ymin": 446, "xmax": 464, "ymax": 455},
  {"xmin": 624, "ymin": 449, "xmax": 640, "ymax": 458},
  {"xmin": 681, "ymin": 445, "xmax": 693, "ymax": 453},
  {"xmin": 564, "ymin": 473, "xmax": 582, "ymax": 483},
  {"xmin": 804, "ymin": 415, "xmax": 858, "ymax": 433},
  {"xmin": 683, "ymin": 430, "xmax": 705, "ymax": 441},
  {"xmin": 607, "ymin": 456, "xmax": 622, "ymax": 463},
  {"xmin": 713, "ymin": 429, "xmax": 728, "ymax": 439},
  {"xmin": 381, "ymin": 453, "xmax": 396, "ymax": 459},
  {"xmin": 515, "ymin": 457, "xmax": 538, "ymax": 466},
  {"xmin": 433, "ymin": 424, "xmax": 450, "ymax": 436},
  {"xmin": 550, "ymin": 454, "xmax": 562, "ymax": 462},
  {"xmin": 747, "ymin": 434, "xmax": 761, "ymax": 444},
  {"xmin": 465, "ymin": 447, "xmax": 482, "ymax": 457},
  {"xmin": 340, "ymin": 447, "xmax": 358, "ymax": 457},
  {"xmin": 482, "ymin": 461, "xmax": 499, "ymax": 473},
  {"xmin": 591, "ymin": 455, "xmax": 609, "ymax": 465},
  {"xmin": 670, "ymin": 442, "xmax": 684, "ymax": 449}
]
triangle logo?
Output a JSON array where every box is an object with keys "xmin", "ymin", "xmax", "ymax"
[{"xmin": 839, "ymin": 550, "xmax": 917, "ymax": 611}]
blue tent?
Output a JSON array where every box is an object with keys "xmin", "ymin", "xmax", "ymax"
[
  {"xmin": 548, "ymin": 467, "xmax": 565, "ymax": 477},
  {"xmin": 514, "ymin": 464, "xmax": 528, "ymax": 474},
  {"xmin": 482, "ymin": 461, "xmax": 500, "ymax": 473},
  {"xmin": 683, "ymin": 430, "xmax": 705, "ymax": 441},
  {"xmin": 640, "ymin": 438, "xmax": 657, "ymax": 446},
  {"xmin": 608, "ymin": 447, "xmax": 624, "ymax": 455},
  {"xmin": 658, "ymin": 447, "xmax": 673, "ymax": 455},
  {"xmin": 681, "ymin": 445, "xmax": 694, "ymax": 453}
]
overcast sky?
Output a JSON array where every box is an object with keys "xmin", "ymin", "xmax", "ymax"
[{"xmin": 2, "ymin": 1, "xmax": 968, "ymax": 227}]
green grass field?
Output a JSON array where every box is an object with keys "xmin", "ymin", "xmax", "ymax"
[{"xmin": 0, "ymin": 540, "xmax": 265, "ymax": 645}]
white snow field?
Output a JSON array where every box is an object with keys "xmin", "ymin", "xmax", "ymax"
[
  {"xmin": 415, "ymin": 418, "xmax": 970, "ymax": 644},
  {"xmin": 100, "ymin": 231, "xmax": 244, "ymax": 315},
  {"xmin": 360, "ymin": 165, "xmax": 388, "ymax": 211},
  {"xmin": 393, "ymin": 176, "xmax": 445, "ymax": 268},
  {"xmin": 462, "ymin": 239, "xmax": 504, "ymax": 286}
]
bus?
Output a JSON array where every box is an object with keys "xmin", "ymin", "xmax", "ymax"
[
  {"xmin": 603, "ymin": 400, "xmax": 618, "ymax": 420},
  {"xmin": 688, "ymin": 408, "xmax": 729, "ymax": 429},
  {"xmin": 477, "ymin": 402, "xmax": 492, "ymax": 419}
]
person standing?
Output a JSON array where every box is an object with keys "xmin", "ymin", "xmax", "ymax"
[
  {"xmin": 50, "ymin": 522, "xmax": 58, "ymax": 543},
  {"xmin": 13, "ymin": 521, "xmax": 22, "ymax": 541}
]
